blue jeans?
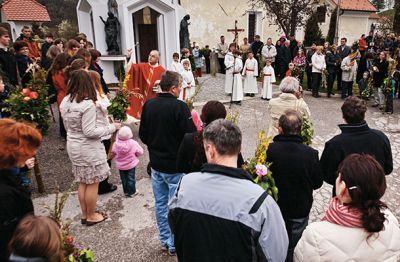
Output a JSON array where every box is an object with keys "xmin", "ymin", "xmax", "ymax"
[
  {"xmin": 119, "ymin": 168, "xmax": 136, "ymax": 196},
  {"xmin": 151, "ymin": 168, "xmax": 183, "ymax": 251},
  {"xmin": 285, "ymin": 216, "xmax": 309, "ymax": 262}
]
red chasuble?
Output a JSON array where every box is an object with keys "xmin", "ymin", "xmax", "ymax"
[{"xmin": 126, "ymin": 63, "xmax": 165, "ymax": 119}]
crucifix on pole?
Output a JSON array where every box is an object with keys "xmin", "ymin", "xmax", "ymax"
[{"xmin": 227, "ymin": 20, "xmax": 244, "ymax": 46}]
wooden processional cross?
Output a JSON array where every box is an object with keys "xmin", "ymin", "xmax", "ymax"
[{"xmin": 227, "ymin": 20, "xmax": 245, "ymax": 45}]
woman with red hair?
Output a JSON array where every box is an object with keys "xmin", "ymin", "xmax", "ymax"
[{"xmin": 0, "ymin": 119, "xmax": 42, "ymax": 261}]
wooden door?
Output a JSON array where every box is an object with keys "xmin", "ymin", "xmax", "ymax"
[{"xmin": 138, "ymin": 24, "xmax": 158, "ymax": 62}]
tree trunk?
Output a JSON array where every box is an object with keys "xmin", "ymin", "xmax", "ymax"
[
  {"xmin": 290, "ymin": 10, "xmax": 297, "ymax": 37},
  {"xmin": 394, "ymin": 0, "xmax": 400, "ymax": 34},
  {"xmin": 34, "ymin": 158, "xmax": 45, "ymax": 193}
]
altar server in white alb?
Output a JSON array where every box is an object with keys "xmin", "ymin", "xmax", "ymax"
[
  {"xmin": 224, "ymin": 43, "xmax": 237, "ymax": 94},
  {"xmin": 180, "ymin": 59, "xmax": 195, "ymax": 100},
  {"xmin": 262, "ymin": 58, "xmax": 276, "ymax": 100},
  {"xmin": 169, "ymin": 52, "xmax": 184, "ymax": 73},
  {"xmin": 231, "ymin": 50, "xmax": 244, "ymax": 104},
  {"xmin": 242, "ymin": 51, "xmax": 258, "ymax": 97}
]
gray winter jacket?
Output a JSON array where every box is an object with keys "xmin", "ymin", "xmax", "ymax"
[{"xmin": 60, "ymin": 95, "xmax": 116, "ymax": 166}]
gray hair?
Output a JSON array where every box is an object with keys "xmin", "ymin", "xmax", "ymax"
[
  {"xmin": 203, "ymin": 119, "xmax": 241, "ymax": 156},
  {"xmin": 279, "ymin": 76, "xmax": 300, "ymax": 93},
  {"xmin": 159, "ymin": 71, "xmax": 182, "ymax": 91},
  {"xmin": 278, "ymin": 109, "xmax": 303, "ymax": 135}
]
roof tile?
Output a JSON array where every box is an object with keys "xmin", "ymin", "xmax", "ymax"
[
  {"xmin": 2, "ymin": 0, "xmax": 50, "ymax": 22},
  {"xmin": 333, "ymin": 0, "xmax": 377, "ymax": 12}
]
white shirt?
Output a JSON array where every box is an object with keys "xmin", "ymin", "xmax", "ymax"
[
  {"xmin": 311, "ymin": 53, "xmax": 326, "ymax": 73},
  {"xmin": 262, "ymin": 45, "xmax": 277, "ymax": 62},
  {"xmin": 224, "ymin": 52, "xmax": 235, "ymax": 70},
  {"xmin": 169, "ymin": 61, "xmax": 184, "ymax": 74},
  {"xmin": 242, "ymin": 58, "xmax": 258, "ymax": 76}
]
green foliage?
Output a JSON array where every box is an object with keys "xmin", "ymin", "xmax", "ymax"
[
  {"xmin": 57, "ymin": 20, "xmax": 79, "ymax": 40},
  {"xmin": 38, "ymin": 0, "xmax": 79, "ymax": 34},
  {"xmin": 108, "ymin": 89, "xmax": 130, "ymax": 121},
  {"xmin": 4, "ymin": 68, "xmax": 52, "ymax": 135},
  {"xmin": 242, "ymin": 131, "xmax": 278, "ymax": 201},
  {"xmin": 226, "ymin": 110, "xmax": 240, "ymax": 125},
  {"xmin": 301, "ymin": 115, "xmax": 314, "ymax": 145},
  {"xmin": 66, "ymin": 249, "xmax": 94, "ymax": 262},
  {"xmin": 292, "ymin": 66, "xmax": 304, "ymax": 80},
  {"xmin": 370, "ymin": 0, "xmax": 385, "ymax": 11},
  {"xmin": 326, "ymin": 8, "xmax": 337, "ymax": 44},
  {"xmin": 43, "ymin": 183, "xmax": 95, "ymax": 262},
  {"xmin": 304, "ymin": 13, "xmax": 322, "ymax": 46}
]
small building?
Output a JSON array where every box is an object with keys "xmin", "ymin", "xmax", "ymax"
[
  {"xmin": 76, "ymin": 0, "xmax": 186, "ymax": 84},
  {"xmin": 330, "ymin": 0, "xmax": 378, "ymax": 42},
  {"xmin": 1, "ymin": 0, "xmax": 50, "ymax": 41}
]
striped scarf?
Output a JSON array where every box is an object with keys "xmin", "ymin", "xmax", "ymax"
[{"xmin": 322, "ymin": 197, "xmax": 363, "ymax": 228}]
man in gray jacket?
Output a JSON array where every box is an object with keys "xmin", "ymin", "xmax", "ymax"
[{"xmin": 169, "ymin": 119, "xmax": 288, "ymax": 262}]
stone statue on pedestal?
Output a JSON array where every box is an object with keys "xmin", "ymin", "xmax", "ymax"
[
  {"xmin": 180, "ymin": 15, "xmax": 191, "ymax": 49},
  {"xmin": 100, "ymin": 12, "xmax": 120, "ymax": 55}
]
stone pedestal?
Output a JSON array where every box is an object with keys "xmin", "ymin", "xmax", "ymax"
[{"xmin": 99, "ymin": 55, "xmax": 127, "ymax": 85}]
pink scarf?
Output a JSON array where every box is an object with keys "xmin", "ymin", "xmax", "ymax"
[
  {"xmin": 322, "ymin": 198, "xmax": 363, "ymax": 228},
  {"xmin": 191, "ymin": 110, "xmax": 202, "ymax": 132}
]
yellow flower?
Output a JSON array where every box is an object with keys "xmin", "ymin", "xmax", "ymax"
[{"xmin": 122, "ymin": 74, "xmax": 131, "ymax": 90}]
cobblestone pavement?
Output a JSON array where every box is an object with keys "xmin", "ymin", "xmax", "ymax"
[{"xmin": 32, "ymin": 74, "xmax": 400, "ymax": 261}]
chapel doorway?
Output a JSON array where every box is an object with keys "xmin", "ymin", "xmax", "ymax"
[{"xmin": 132, "ymin": 7, "xmax": 160, "ymax": 62}]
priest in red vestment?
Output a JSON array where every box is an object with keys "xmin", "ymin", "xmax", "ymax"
[{"xmin": 126, "ymin": 50, "xmax": 165, "ymax": 119}]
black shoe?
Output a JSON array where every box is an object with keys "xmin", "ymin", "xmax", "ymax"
[
  {"xmin": 371, "ymin": 104, "xmax": 379, "ymax": 107},
  {"xmin": 327, "ymin": 94, "xmax": 331, "ymax": 98},
  {"xmin": 330, "ymin": 92, "xmax": 335, "ymax": 95},
  {"xmin": 249, "ymin": 94, "xmax": 255, "ymax": 97},
  {"xmin": 168, "ymin": 249, "xmax": 176, "ymax": 256},
  {"xmin": 98, "ymin": 184, "xmax": 117, "ymax": 195}
]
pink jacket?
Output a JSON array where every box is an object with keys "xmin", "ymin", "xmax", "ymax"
[{"xmin": 111, "ymin": 138, "xmax": 144, "ymax": 171}]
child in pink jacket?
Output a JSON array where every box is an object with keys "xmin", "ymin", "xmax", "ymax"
[{"xmin": 111, "ymin": 126, "xmax": 144, "ymax": 197}]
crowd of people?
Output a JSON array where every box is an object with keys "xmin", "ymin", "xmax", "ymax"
[
  {"xmin": 0, "ymin": 24, "xmax": 400, "ymax": 262},
  {"xmin": 207, "ymin": 32, "xmax": 400, "ymax": 112}
]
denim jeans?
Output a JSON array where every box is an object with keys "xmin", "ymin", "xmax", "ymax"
[
  {"xmin": 119, "ymin": 168, "xmax": 136, "ymax": 195},
  {"xmin": 151, "ymin": 168, "xmax": 183, "ymax": 251},
  {"xmin": 285, "ymin": 216, "xmax": 309, "ymax": 262}
]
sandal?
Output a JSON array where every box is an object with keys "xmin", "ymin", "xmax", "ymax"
[
  {"xmin": 96, "ymin": 211, "xmax": 108, "ymax": 219},
  {"xmin": 86, "ymin": 215, "xmax": 107, "ymax": 226}
]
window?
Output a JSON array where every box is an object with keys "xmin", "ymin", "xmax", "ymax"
[
  {"xmin": 248, "ymin": 13, "xmax": 256, "ymax": 42},
  {"xmin": 143, "ymin": 6, "xmax": 151, "ymax": 24},
  {"xmin": 317, "ymin": 6, "xmax": 327, "ymax": 23}
]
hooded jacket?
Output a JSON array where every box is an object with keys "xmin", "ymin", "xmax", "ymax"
[{"xmin": 112, "ymin": 127, "xmax": 144, "ymax": 171}]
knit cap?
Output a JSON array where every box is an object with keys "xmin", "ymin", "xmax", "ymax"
[{"xmin": 117, "ymin": 126, "xmax": 133, "ymax": 141}]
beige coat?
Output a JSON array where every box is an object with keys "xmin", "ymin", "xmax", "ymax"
[
  {"xmin": 60, "ymin": 95, "xmax": 116, "ymax": 167},
  {"xmin": 294, "ymin": 210, "xmax": 400, "ymax": 262},
  {"xmin": 267, "ymin": 93, "xmax": 311, "ymax": 138},
  {"xmin": 341, "ymin": 56, "xmax": 358, "ymax": 82}
]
